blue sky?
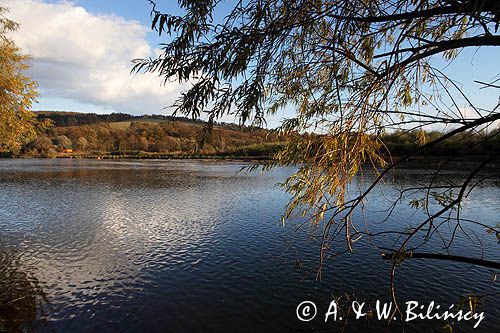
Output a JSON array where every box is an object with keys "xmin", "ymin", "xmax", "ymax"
[
  {"xmin": 45, "ymin": 0, "xmax": 165, "ymax": 27},
  {"xmin": 4, "ymin": 0, "xmax": 499, "ymax": 130},
  {"xmin": 66, "ymin": 1, "xmax": 177, "ymax": 39}
]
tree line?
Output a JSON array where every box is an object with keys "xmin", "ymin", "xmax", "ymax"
[
  {"xmin": 34, "ymin": 111, "xmax": 209, "ymax": 127},
  {"xmin": 5, "ymin": 111, "xmax": 497, "ymax": 161}
]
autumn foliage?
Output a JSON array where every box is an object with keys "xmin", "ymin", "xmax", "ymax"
[{"xmin": 0, "ymin": 6, "xmax": 39, "ymax": 155}]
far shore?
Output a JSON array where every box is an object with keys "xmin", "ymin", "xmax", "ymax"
[
  {"xmin": 5, "ymin": 152, "xmax": 273, "ymax": 163},
  {"xmin": 3, "ymin": 153, "xmax": 499, "ymax": 170}
]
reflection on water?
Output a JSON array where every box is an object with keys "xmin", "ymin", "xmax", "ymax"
[
  {"xmin": 0, "ymin": 250, "xmax": 46, "ymax": 332},
  {"xmin": 0, "ymin": 159, "xmax": 498, "ymax": 332}
]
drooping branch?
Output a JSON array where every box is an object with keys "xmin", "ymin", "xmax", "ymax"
[
  {"xmin": 374, "ymin": 35, "xmax": 500, "ymax": 60},
  {"xmin": 379, "ymin": 35, "xmax": 500, "ymax": 78},
  {"xmin": 324, "ymin": 0, "xmax": 500, "ymax": 24},
  {"xmin": 140, "ymin": 1, "xmax": 500, "ymax": 282},
  {"xmin": 381, "ymin": 251, "xmax": 500, "ymax": 269},
  {"xmin": 475, "ymin": 80, "xmax": 500, "ymax": 89}
]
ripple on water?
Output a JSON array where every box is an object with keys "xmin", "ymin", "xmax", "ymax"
[{"xmin": 0, "ymin": 159, "xmax": 498, "ymax": 332}]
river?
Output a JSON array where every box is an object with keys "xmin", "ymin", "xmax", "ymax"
[{"xmin": 0, "ymin": 159, "xmax": 498, "ymax": 332}]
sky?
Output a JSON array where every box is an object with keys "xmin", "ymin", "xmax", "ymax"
[
  {"xmin": 3, "ymin": 0, "xmax": 499, "ymax": 130},
  {"xmin": 3, "ymin": 0, "xmax": 189, "ymax": 116}
]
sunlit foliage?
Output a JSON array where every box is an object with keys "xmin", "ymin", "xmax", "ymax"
[{"xmin": 0, "ymin": 6, "xmax": 39, "ymax": 155}]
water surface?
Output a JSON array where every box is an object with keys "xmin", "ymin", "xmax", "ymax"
[{"xmin": 0, "ymin": 159, "xmax": 498, "ymax": 332}]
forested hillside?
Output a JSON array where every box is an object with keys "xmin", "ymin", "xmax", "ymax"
[
  {"xmin": 5, "ymin": 111, "xmax": 499, "ymax": 161},
  {"xmin": 20, "ymin": 111, "xmax": 284, "ymax": 159}
]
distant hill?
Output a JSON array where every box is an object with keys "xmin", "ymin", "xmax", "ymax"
[
  {"xmin": 35, "ymin": 111, "xmax": 241, "ymax": 129},
  {"xmin": 24, "ymin": 111, "xmax": 285, "ymax": 159}
]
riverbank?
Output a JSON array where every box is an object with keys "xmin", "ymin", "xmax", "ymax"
[
  {"xmin": 12, "ymin": 151, "xmax": 274, "ymax": 162},
  {"xmin": 5, "ymin": 153, "xmax": 499, "ymax": 171}
]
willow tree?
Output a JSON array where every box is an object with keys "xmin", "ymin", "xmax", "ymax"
[
  {"xmin": 0, "ymin": 6, "xmax": 38, "ymax": 155},
  {"xmin": 135, "ymin": 0, "xmax": 500, "ymax": 279}
]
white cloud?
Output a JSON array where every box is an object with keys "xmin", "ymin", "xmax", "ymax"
[{"xmin": 4, "ymin": 0, "xmax": 184, "ymax": 114}]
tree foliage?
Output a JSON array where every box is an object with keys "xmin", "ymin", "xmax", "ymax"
[
  {"xmin": 0, "ymin": 6, "xmax": 39, "ymax": 155},
  {"xmin": 135, "ymin": 0, "xmax": 500, "ymax": 279}
]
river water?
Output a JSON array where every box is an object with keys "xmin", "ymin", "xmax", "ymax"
[{"xmin": 0, "ymin": 159, "xmax": 498, "ymax": 332}]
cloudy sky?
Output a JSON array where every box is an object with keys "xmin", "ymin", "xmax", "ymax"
[
  {"xmin": 3, "ymin": 0, "xmax": 499, "ymax": 129},
  {"xmin": 4, "ymin": 0, "xmax": 187, "ymax": 115}
]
